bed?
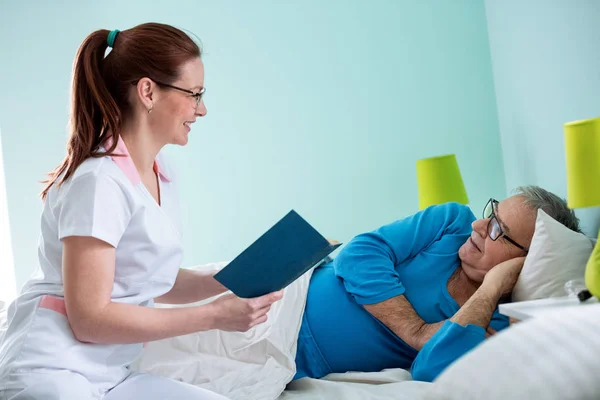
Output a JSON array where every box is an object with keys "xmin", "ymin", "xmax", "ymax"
[
  {"xmin": 3, "ymin": 294, "xmax": 600, "ymax": 400},
  {"xmin": 129, "ymin": 208, "xmax": 600, "ymax": 400}
]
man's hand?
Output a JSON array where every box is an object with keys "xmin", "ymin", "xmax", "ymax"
[
  {"xmin": 486, "ymin": 326, "xmax": 497, "ymax": 338},
  {"xmin": 482, "ymin": 256, "xmax": 526, "ymax": 297},
  {"xmin": 449, "ymin": 257, "xmax": 525, "ymax": 332}
]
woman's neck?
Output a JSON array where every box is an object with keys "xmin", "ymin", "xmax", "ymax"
[{"xmin": 118, "ymin": 120, "xmax": 163, "ymax": 178}]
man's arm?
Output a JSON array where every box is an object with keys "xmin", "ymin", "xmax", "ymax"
[
  {"xmin": 363, "ymin": 288, "xmax": 499, "ymax": 351},
  {"xmin": 363, "ymin": 296, "xmax": 444, "ymax": 351},
  {"xmin": 410, "ymin": 257, "xmax": 526, "ymax": 382},
  {"xmin": 364, "ymin": 257, "xmax": 523, "ymax": 351},
  {"xmin": 334, "ymin": 203, "xmax": 475, "ymax": 306},
  {"xmin": 450, "ymin": 256, "xmax": 526, "ymax": 329},
  {"xmin": 449, "ymin": 283, "xmax": 501, "ymax": 327},
  {"xmin": 336, "ymin": 203, "xmax": 475, "ymax": 346}
]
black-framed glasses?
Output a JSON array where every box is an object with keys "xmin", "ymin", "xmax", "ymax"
[
  {"xmin": 134, "ymin": 79, "xmax": 205, "ymax": 107},
  {"xmin": 483, "ymin": 198, "xmax": 528, "ymax": 253},
  {"xmin": 154, "ymin": 80, "xmax": 205, "ymax": 107}
]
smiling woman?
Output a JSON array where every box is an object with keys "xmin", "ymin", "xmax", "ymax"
[
  {"xmin": 0, "ymin": 22, "xmax": 280, "ymax": 400},
  {"xmin": 0, "ymin": 128, "xmax": 17, "ymax": 305}
]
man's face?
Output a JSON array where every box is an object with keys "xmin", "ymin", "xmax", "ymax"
[{"xmin": 458, "ymin": 195, "xmax": 536, "ymax": 282}]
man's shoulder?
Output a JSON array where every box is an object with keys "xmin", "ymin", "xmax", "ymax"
[{"xmin": 425, "ymin": 202, "xmax": 476, "ymax": 224}]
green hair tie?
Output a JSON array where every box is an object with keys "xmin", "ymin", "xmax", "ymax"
[{"xmin": 107, "ymin": 29, "xmax": 120, "ymax": 48}]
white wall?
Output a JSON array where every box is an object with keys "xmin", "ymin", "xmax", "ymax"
[
  {"xmin": 485, "ymin": 0, "xmax": 600, "ymax": 237},
  {"xmin": 1, "ymin": 0, "xmax": 506, "ymax": 290}
]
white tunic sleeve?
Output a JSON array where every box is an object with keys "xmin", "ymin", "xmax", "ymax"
[{"xmin": 56, "ymin": 172, "xmax": 133, "ymax": 247}]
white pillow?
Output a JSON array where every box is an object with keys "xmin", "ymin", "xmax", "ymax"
[
  {"xmin": 512, "ymin": 209, "xmax": 595, "ymax": 302},
  {"xmin": 424, "ymin": 303, "xmax": 600, "ymax": 400}
]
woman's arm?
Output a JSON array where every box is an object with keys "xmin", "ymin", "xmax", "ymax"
[
  {"xmin": 63, "ymin": 236, "xmax": 281, "ymax": 344},
  {"xmin": 154, "ymin": 268, "xmax": 228, "ymax": 304}
]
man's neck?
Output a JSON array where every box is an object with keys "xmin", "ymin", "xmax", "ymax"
[{"xmin": 447, "ymin": 267, "xmax": 481, "ymax": 307}]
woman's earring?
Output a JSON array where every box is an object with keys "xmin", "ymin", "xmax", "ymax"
[{"xmin": 148, "ymin": 104, "xmax": 153, "ymax": 114}]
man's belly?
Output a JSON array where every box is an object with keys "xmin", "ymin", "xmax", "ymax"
[{"xmin": 298, "ymin": 264, "xmax": 418, "ymax": 375}]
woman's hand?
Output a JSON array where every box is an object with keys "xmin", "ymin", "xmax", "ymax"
[
  {"xmin": 210, "ymin": 291, "xmax": 284, "ymax": 332},
  {"xmin": 482, "ymin": 256, "xmax": 526, "ymax": 297}
]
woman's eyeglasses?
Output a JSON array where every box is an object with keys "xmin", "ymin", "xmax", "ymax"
[{"xmin": 152, "ymin": 80, "xmax": 205, "ymax": 107}]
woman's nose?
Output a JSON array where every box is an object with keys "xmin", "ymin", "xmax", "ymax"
[{"xmin": 196, "ymin": 100, "xmax": 207, "ymax": 117}]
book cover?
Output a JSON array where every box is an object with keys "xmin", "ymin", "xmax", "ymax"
[{"xmin": 214, "ymin": 210, "xmax": 342, "ymax": 298}]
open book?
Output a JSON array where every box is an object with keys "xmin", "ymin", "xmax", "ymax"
[{"xmin": 214, "ymin": 210, "xmax": 342, "ymax": 298}]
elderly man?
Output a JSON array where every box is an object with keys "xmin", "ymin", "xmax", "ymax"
[{"xmin": 293, "ymin": 186, "xmax": 581, "ymax": 382}]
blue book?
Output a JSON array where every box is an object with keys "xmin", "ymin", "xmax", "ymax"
[{"xmin": 214, "ymin": 210, "xmax": 342, "ymax": 298}]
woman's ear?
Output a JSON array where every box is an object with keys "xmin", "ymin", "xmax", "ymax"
[{"xmin": 135, "ymin": 77, "xmax": 155, "ymax": 112}]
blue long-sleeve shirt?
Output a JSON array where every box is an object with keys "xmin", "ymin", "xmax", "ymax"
[
  {"xmin": 294, "ymin": 203, "xmax": 508, "ymax": 381},
  {"xmin": 410, "ymin": 320, "xmax": 486, "ymax": 381}
]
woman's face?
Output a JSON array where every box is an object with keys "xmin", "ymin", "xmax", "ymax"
[
  {"xmin": 130, "ymin": 57, "xmax": 207, "ymax": 146},
  {"xmin": 152, "ymin": 57, "xmax": 207, "ymax": 146}
]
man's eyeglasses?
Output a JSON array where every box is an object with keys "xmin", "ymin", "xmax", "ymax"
[
  {"xmin": 153, "ymin": 80, "xmax": 205, "ymax": 107},
  {"xmin": 483, "ymin": 198, "xmax": 528, "ymax": 253}
]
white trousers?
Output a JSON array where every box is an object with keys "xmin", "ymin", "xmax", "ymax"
[{"xmin": 1, "ymin": 370, "xmax": 230, "ymax": 400}]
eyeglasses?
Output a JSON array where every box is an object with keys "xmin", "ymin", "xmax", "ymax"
[
  {"xmin": 132, "ymin": 79, "xmax": 205, "ymax": 107},
  {"xmin": 483, "ymin": 198, "xmax": 528, "ymax": 253},
  {"xmin": 153, "ymin": 80, "xmax": 205, "ymax": 107}
]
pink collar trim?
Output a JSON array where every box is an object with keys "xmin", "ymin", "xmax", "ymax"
[{"xmin": 103, "ymin": 135, "xmax": 171, "ymax": 185}]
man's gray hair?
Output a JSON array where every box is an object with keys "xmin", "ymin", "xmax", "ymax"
[{"xmin": 514, "ymin": 185, "xmax": 582, "ymax": 233}]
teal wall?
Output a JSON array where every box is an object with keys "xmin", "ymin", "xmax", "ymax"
[
  {"xmin": 485, "ymin": 0, "xmax": 600, "ymax": 237},
  {"xmin": 0, "ymin": 0, "xmax": 505, "ymax": 291}
]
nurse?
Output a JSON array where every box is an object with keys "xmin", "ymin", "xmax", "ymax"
[{"xmin": 0, "ymin": 23, "xmax": 282, "ymax": 400}]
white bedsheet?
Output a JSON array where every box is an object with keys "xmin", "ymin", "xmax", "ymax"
[
  {"xmin": 0, "ymin": 265, "xmax": 430, "ymax": 399},
  {"xmin": 132, "ymin": 262, "xmax": 313, "ymax": 400},
  {"xmin": 133, "ymin": 263, "xmax": 431, "ymax": 400},
  {"xmin": 283, "ymin": 369, "xmax": 429, "ymax": 400}
]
